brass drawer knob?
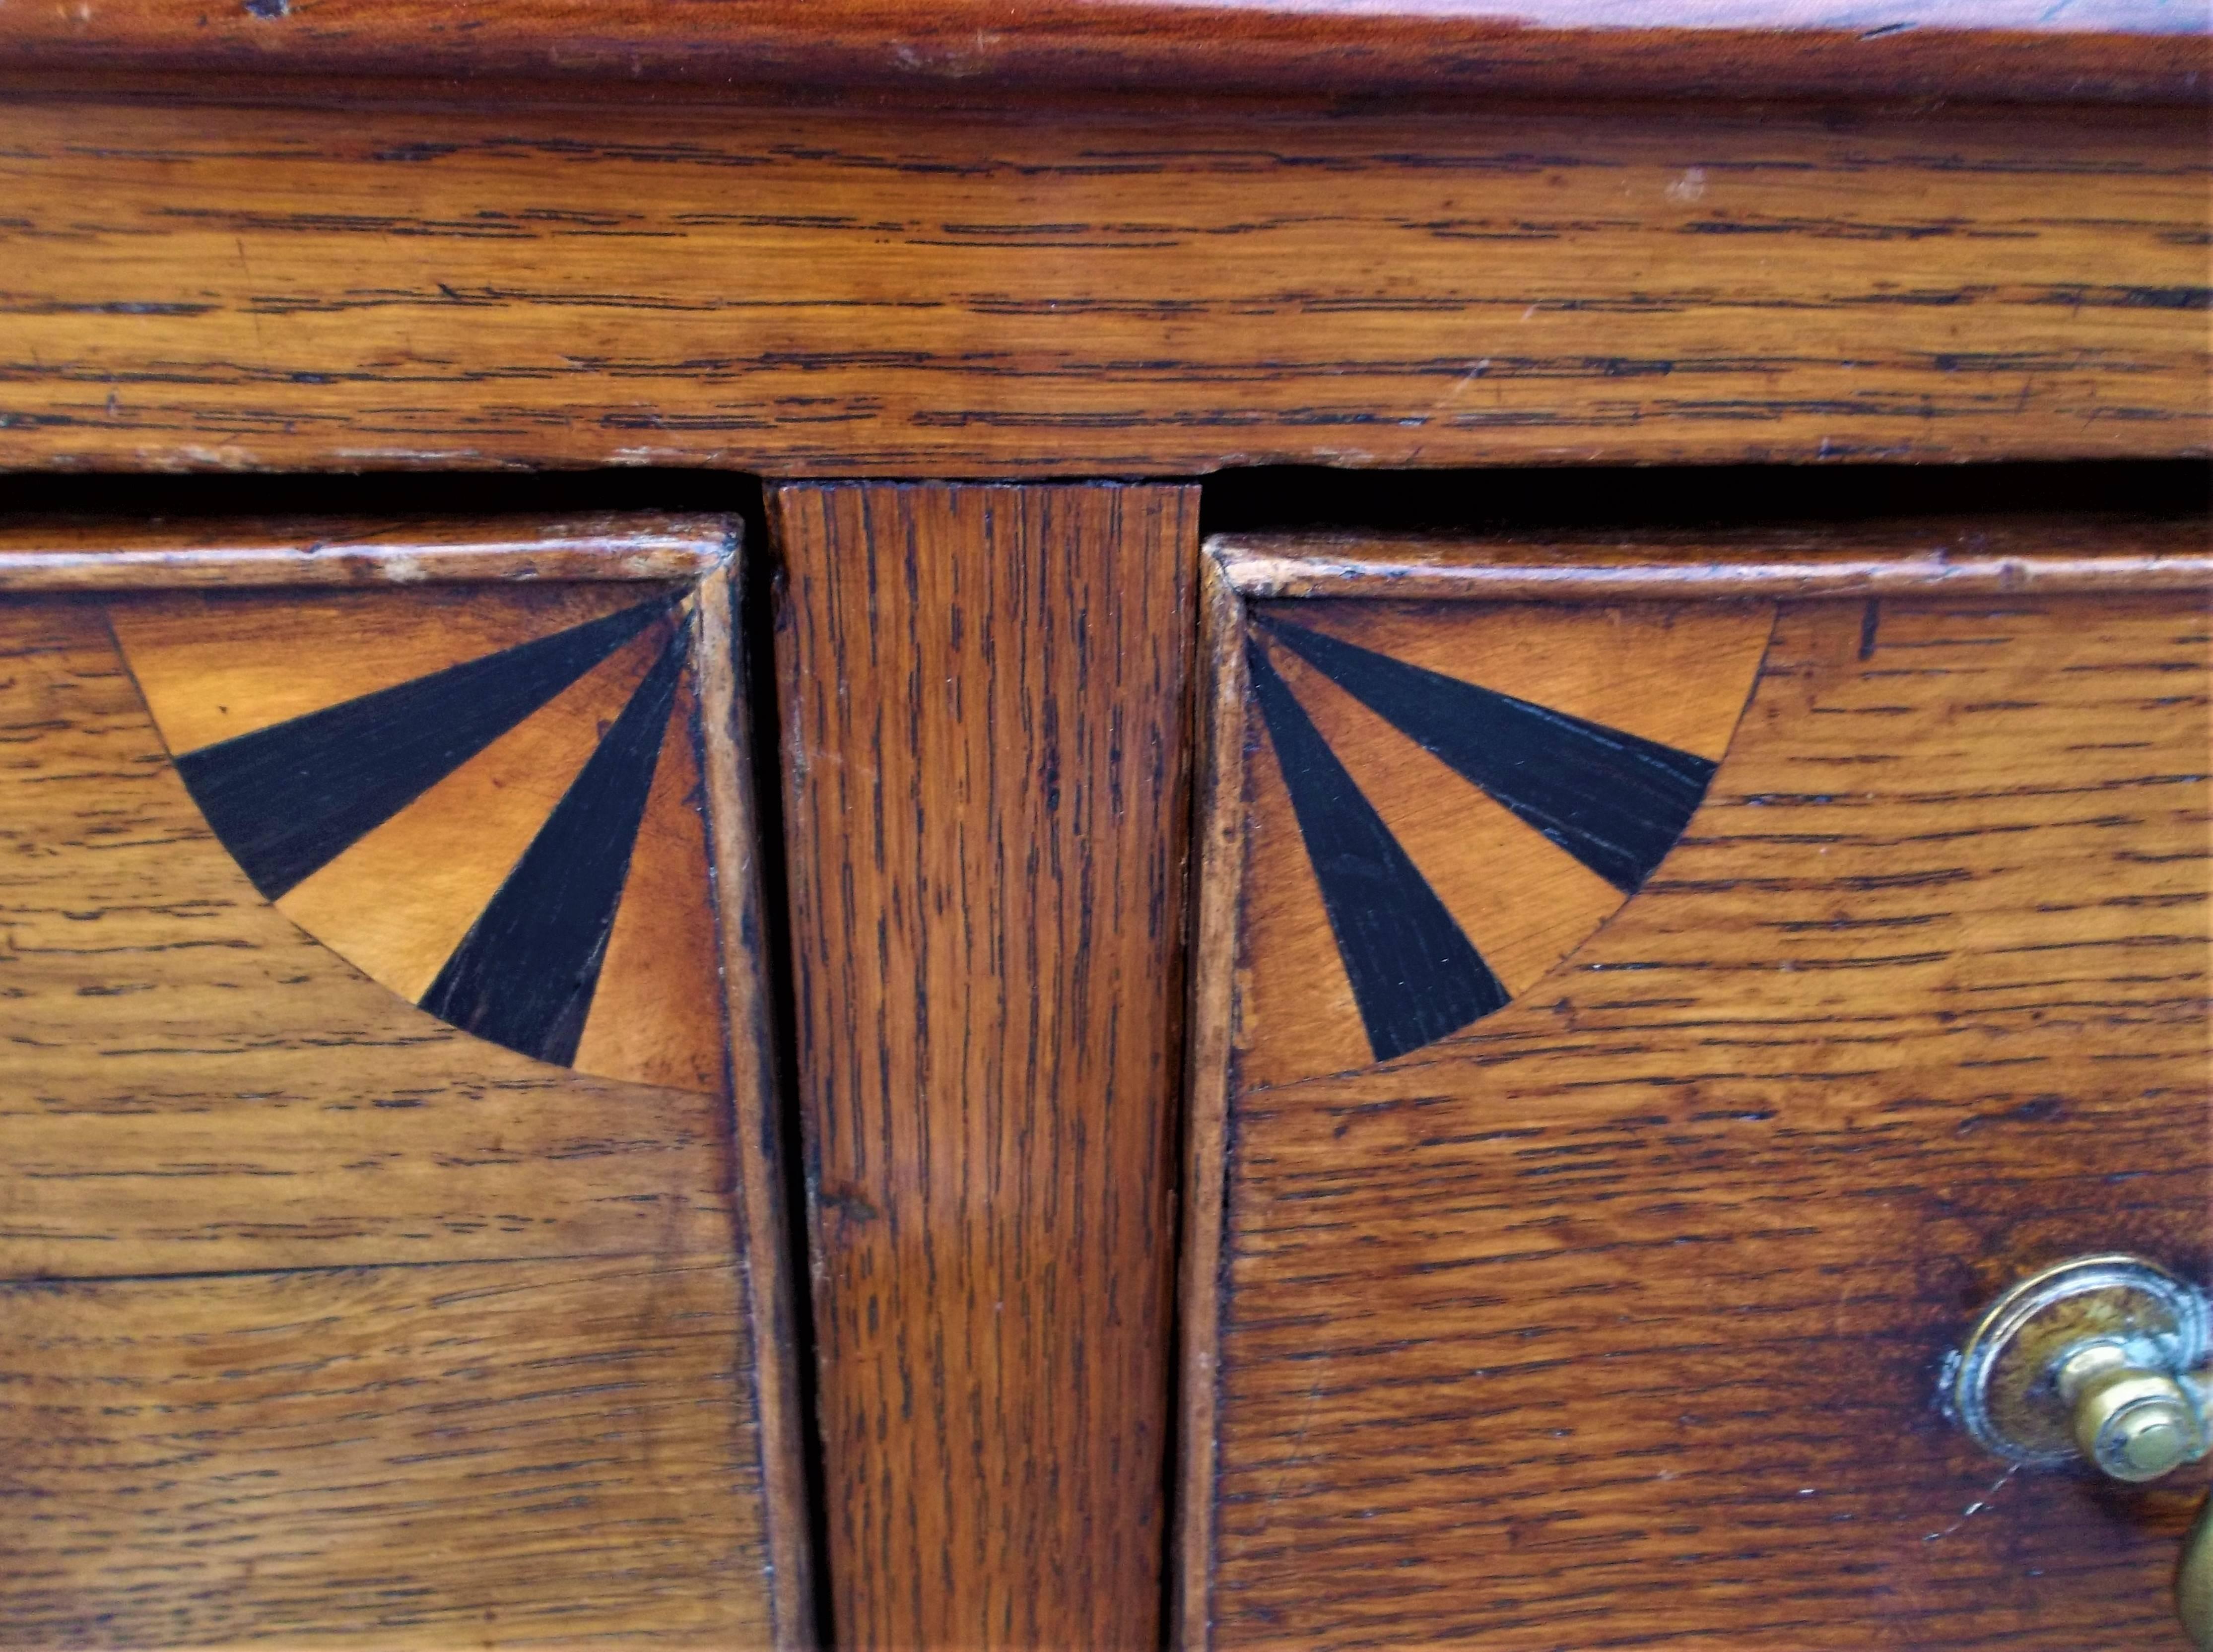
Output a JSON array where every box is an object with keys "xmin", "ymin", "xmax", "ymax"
[
  {"xmin": 1950, "ymin": 1254, "xmax": 2212, "ymax": 1648},
  {"xmin": 2060, "ymin": 1349, "xmax": 2208, "ymax": 1483},
  {"xmin": 1948, "ymin": 1253, "xmax": 2211, "ymax": 1480}
]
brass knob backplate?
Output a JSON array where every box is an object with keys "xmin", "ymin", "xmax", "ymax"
[{"xmin": 1947, "ymin": 1253, "xmax": 2211, "ymax": 1476}]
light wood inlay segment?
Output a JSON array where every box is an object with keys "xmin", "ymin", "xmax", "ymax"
[
  {"xmin": 1278, "ymin": 598, "xmax": 1773, "ymax": 761},
  {"xmin": 1269, "ymin": 643, "xmax": 1622, "ymax": 993},
  {"xmin": 774, "ymin": 482, "xmax": 1196, "ymax": 1649},
  {"xmin": 571, "ymin": 663, "xmax": 727, "ymax": 1096}
]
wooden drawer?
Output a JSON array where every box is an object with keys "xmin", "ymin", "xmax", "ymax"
[
  {"xmin": 0, "ymin": 518, "xmax": 807, "ymax": 1648},
  {"xmin": 1178, "ymin": 521, "xmax": 2213, "ymax": 1649}
]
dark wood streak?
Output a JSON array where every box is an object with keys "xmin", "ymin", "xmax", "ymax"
[
  {"xmin": 772, "ymin": 483, "xmax": 1195, "ymax": 1649},
  {"xmin": 0, "ymin": 96, "xmax": 2203, "ymax": 474},
  {"xmin": 0, "ymin": 0, "xmax": 2201, "ymax": 105},
  {"xmin": 1189, "ymin": 586, "xmax": 2213, "ymax": 1648}
]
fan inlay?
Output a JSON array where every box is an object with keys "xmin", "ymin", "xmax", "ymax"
[
  {"xmin": 1238, "ymin": 601, "xmax": 1772, "ymax": 1083},
  {"xmin": 108, "ymin": 586, "xmax": 724, "ymax": 1093}
]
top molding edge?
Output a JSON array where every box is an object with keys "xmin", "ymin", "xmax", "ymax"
[{"xmin": 2, "ymin": 0, "xmax": 2207, "ymax": 107}]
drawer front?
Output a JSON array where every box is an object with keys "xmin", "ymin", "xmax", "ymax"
[
  {"xmin": 0, "ymin": 520, "xmax": 807, "ymax": 1647},
  {"xmin": 1181, "ymin": 529, "xmax": 2212, "ymax": 1648}
]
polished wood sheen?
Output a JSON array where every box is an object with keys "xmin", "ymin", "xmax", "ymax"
[
  {"xmin": 773, "ymin": 483, "xmax": 1196, "ymax": 1649},
  {"xmin": 0, "ymin": 95, "xmax": 2204, "ymax": 476},
  {"xmin": 0, "ymin": 518, "xmax": 810, "ymax": 1646},
  {"xmin": 0, "ymin": 0, "xmax": 2200, "ymax": 104},
  {"xmin": 1181, "ymin": 544, "xmax": 2213, "ymax": 1648}
]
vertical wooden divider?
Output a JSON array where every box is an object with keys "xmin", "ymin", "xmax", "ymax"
[{"xmin": 770, "ymin": 483, "xmax": 1198, "ymax": 1650}]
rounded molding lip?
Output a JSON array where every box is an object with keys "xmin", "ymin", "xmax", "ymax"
[{"xmin": 0, "ymin": 1, "xmax": 2203, "ymax": 106}]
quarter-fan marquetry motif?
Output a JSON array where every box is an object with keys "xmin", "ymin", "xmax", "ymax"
[
  {"xmin": 1237, "ymin": 600, "xmax": 1773, "ymax": 1086},
  {"xmin": 108, "ymin": 586, "xmax": 725, "ymax": 1093}
]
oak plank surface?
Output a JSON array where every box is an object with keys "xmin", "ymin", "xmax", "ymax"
[
  {"xmin": 0, "ymin": 1254, "xmax": 772, "ymax": 1649},
  {"xmin": 773, "ymin": 483, "xmax": 1195, "ymax": 1649},
  {"xmin": 0, "ymin": 96, "xmax": 2204, "ymax": 476},
  {"xmin": 1187, "ymin": 580, "xmax": 2213, "ymax": 1648},
  {"xmin": 0, "ymin": 0, "xmax": 2200, "ymax": 104}
]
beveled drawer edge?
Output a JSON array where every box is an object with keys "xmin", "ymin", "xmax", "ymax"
[
  {"xmin": 1210, "ymin": 516, "xmax": 2213, "ymax": 601},
  {"xmin": 0, "ymin": 512, "xmax": 736, "ymax": 591}
]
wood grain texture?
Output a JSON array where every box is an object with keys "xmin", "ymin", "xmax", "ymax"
[
  {"xmin": 1215, "ymin": 515, "xmax": 2213, "ymax": 600},
  {"xmin": 773, "ymin": 483, "xmax": 1196, "ymax": 1649},
  {"xmin": 1185, "ymin": 575, "xmax": 2213, "ymax": 1648},
  {"xmin": 0, "ymin": 1254, "xmax": 772, "ymax": 1649},
  {"xmin": 1177, "ymin": 551, "xmax": 1254, "ymax": 1651},
  {"xmin": 0, "ymin": 515, "xmax": 733, "ymax": 591},
  {"xmin": 0, "ymin": 0, "xmax": 2201, "ymax": 104},
  {"xmin": 0, "ymin": 95, "xmax": 2205, "ymax": 476}
]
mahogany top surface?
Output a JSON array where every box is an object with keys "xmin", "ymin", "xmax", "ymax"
[{"xmin": 2, "ymin": 0, "xmax": 2205, "ymax": 105}]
